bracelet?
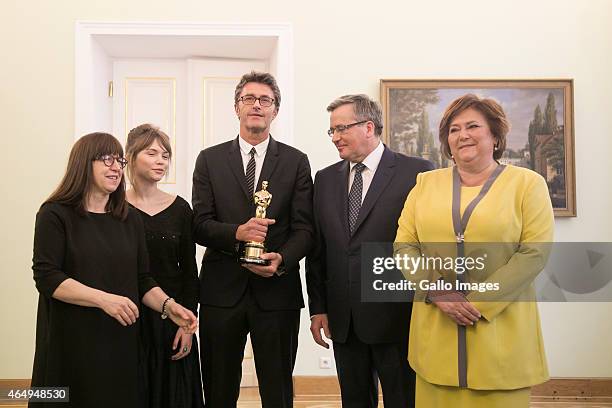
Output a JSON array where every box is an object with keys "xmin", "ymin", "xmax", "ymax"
[{"xmin": 161, "ymin": 297, "xmax": 174, "ymax": 320}]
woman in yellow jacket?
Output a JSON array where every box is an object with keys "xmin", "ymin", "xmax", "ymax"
[{"xmin": 394, "ymin": 94, "xmax": 553, "ymax": 407}]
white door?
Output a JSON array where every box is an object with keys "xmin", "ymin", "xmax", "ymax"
[
  {"xmin": 113, "ymin": 57, "xmax": 267, "ymax": 388},
  {"xmin": 113, "ymin": 59, "xmax": 187, "ymax": 195},
  {"xmin": 113, "ymin": 57, "xmax": 267, "ymax": 200},
  {"xmin": 186, "ymin": 58, "xmax": 267, "ymax": 202}
]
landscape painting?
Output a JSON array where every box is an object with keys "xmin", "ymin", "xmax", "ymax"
[{"xmin": 380, "ymin": 80, "xmax": 576, "ymax": 216}]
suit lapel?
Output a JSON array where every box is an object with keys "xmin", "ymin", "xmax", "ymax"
[
  {"xmin": 336, "ymin": 161, "xmax": 351, "ymax": 240},
  {"xmin": 257, "ymin": 136, "xmax": 279, "ymax": 191},
  {"xmin": 351, "ymin": 146, "xmax": 396, "ymax": 235},
  {"xmin": 228, "ymin": 137, "xmax": 251, "ymax": 201}
]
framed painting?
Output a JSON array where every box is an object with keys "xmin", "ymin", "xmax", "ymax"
[{"xmin": 380, "ymin": 79, "xmax": 576, "ymax": 216}]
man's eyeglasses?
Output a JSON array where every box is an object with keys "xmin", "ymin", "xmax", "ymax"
[
  {"xmin": 95, "ymin": 154, "xmax": 128, "ymax": 169},
  {"xmin": 238, "ymin": 95, "xmax": 275, "ymax": 107},
  {"xmin": 327, "ymin": 120, "xmax": 369, "ymax": 137}
]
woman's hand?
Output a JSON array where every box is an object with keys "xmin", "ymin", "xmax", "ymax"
[
  {"xmin": 431, "ymin": 291, "xmax": 481, "ymax": 326},
  {"xmin": 98, "ymin": 292, "xmax": 140, "ymax": 326},
  {"xmin": 166, "ymin": 300, "xmax": 198, "ymax": 334},
  {"xmin": 171, "ymin": 327, "xmax": 193, "ymax": 360}
]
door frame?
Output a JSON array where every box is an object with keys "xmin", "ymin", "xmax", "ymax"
[{"xmin": 74, "ymin": 21, "xmax": 294, "ymax": 144}]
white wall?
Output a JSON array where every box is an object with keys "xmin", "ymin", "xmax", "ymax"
[{"xmin": 1, "ymin": 0, "xmax": 611, "ymax": 378}]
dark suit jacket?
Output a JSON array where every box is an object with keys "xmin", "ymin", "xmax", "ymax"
[
  {"xmin": 307, "ymin": 146, "xmax": 433, "ymax": 344},
  {"xmin": 192, "ymin": 136, "xmax": 314, "ymax": 311}
]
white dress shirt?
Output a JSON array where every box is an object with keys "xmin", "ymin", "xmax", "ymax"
[
  {"xmin": 348, "ymin": 141, "xmax": 384, "ymax": 203},
  {"xmin": 238, "ymin": 135, "xmax": 269, "ymax": 192}
]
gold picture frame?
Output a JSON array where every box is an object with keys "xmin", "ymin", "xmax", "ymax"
[{"xmin": 380, "ymin": 79, "xmax": 576, "ymax": 217}]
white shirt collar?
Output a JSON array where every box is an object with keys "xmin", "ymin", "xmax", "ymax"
[
  {"xmin": 350, "ymin": 140, "xmax": 384, "ymax": 173},
  {"xmin": 239, "ymin": 135, "xmax": 270, "ymax": 157}
]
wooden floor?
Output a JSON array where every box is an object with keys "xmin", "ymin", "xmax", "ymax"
[
  {"xmin": 1, "ymin": 387, "xmax": 610, "ymax": 407},
  {"xmin": 2, "ymin": 399, "xmax": 612, "ymax": 407},
  {"xmin": 236, "ymin": 388, "xmax": 612, "ymax": 407}
]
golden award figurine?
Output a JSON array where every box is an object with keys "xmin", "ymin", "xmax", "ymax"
[{"xmin": 239, "ymin": 181, "xmax": 272, "ymax": 265}]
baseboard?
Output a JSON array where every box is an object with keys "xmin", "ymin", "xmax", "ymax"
[
  {"xmin": 532, "ymin": 378, "xmax": 612, "ymax": 403},
  {"xmin": 2, "ymin": 377, "xmax": 611, "ymax": 403},
  {"xmin": 0, "ymin": 380, "xmax": 31, "ymax": 406},
  {"xmin": 293, "ymin": 376, "xmax": 612, "ymax": 402}
]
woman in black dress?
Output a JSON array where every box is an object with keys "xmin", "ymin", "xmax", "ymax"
[
  {"xmin": 31, "ymin": 133, "xmax": 197, "ymax": 408},
  {"xmin": 125, "ymin": 124, "xmax": 204, "ymax": 408}
]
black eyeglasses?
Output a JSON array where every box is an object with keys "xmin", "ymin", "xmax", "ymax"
[
  {"xmin": 327, "ymin": 120, "xmax": 369, "ymax": 137},
  {"xmin": 238, "ymin": 95, "xmax": 275, "ymax": 107},
  {"xmin": 95, "ymin": 154, "xmax": 128, "ymax": 169}
]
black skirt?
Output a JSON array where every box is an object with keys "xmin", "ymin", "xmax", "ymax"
[{"xmin": 139, "ymin": 306, "xmax": 204, "ymax": 408}]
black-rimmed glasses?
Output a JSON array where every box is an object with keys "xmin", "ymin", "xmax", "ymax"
[
  {"xmin": 238, "ymin": 95, "xmax": 275, "ymax": 107},
  {"xmin": 95, "ymin": 154, "xmax": 128, "ymax": 169},
  {"xmin": 327, "ymin": 120, "xmax": 369, "ymax": 137}
]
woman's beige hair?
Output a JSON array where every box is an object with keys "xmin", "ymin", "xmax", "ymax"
[
  {"xmin": 439, "ymin": 93, "xmax": 510, "ymax": 161},
  {"xmin": 125, "ymin": 124, "xmax": 172, "ymax": 185}
]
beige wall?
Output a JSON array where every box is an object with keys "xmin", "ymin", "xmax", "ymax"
[{"xmin": 2, "ymin": 0, "xmax": 611, "ymax": 378}]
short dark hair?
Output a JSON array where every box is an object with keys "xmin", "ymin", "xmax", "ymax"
[
  {"xmin": 45, "ymin": 132, "xmax": 128, "ymax": 220},
  {"xmin": 234, "ymin": 71, "xmax": 281, "ymax": 111},
  {"xmin": 326, "ymin": 94, "xmax": 384, "ymax": 137},
  {"xmin": 439, "ymin": 93, "xmax": 509, "ymax": 161}
]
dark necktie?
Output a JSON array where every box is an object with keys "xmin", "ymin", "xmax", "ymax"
[
  {"xmin": 348, "ymin": 163, "xmax": 366, "ymax": 234},
  {"xmin": 245, "ymin": 147, "xmax": 256, "ymax": 196}
]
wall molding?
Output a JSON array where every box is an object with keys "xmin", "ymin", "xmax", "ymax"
[{"xmin": 74, "ymin": 21, "xmax": 294, "ymax": 144}]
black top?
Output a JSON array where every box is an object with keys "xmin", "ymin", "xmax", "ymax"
[
  {"xmin": 132, "ymin": 196, "xmax": 204, "ymax": 408},
  {"xmin": 131, "ymin": 196, "xmax": 199, "ymax": 312},
  {"xmin": 30, "ymin": 202, "xmax": 157, "ymax": 408}
]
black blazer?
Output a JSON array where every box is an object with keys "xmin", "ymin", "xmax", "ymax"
[
  {"xmin": 306, "ymin": 146, "xmax": 434, "ymax": 344},
  {"xmin": 192, "ymin": 136, "xmax": 314, "ymax": 311}
]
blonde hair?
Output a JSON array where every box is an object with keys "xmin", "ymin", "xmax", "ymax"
[{"xmin": 125, "ymin": 124, "xmax": 172, "ymax": 185}]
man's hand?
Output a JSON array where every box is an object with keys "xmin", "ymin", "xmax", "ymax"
[
  {"xmin": 242, "ymin": 252, "xmax": 283, "ymax": 278},
  {"xmin": 236, "ymin": 218, "xmax": 275, "ymax": 242},
  {"xmin": 310, "ymin": 314, "xmax": 331, "ymax": 349}
]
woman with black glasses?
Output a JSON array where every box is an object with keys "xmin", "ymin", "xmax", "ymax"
[{"xmin": 30, "ymin": 132, "xmax": 197, "ymax": 408}]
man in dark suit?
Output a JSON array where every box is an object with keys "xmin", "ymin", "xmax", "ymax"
[
  {"xmin": 307, "ymin": 94, "xmax": 433, "ymax": 408},
  {"xmin": 192, "ymin": 71, "xmax": 313, "ymax": 408}
]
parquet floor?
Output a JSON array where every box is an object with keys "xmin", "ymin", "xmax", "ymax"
[
  {"xmin": 235, "ymin": 387, "xmax": 612, "ymax": 407},
  {"xmin": 1, "ymin": 387, "xmax": 610, "ymax": 407}
]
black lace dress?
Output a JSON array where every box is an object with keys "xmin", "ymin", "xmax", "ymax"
[{"xmin": 133, "ymin": 196, "xmax": 204, "ymax": 408}]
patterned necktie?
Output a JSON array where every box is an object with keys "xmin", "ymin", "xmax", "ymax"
[
  {"xmin": 348, "ymin": 163, "xmax": 366, "ymax": 234},
  {"xmin": 245, "ymin": 147, "xmax": 256, "ymax": 196}
]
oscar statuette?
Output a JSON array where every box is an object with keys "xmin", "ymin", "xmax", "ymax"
[{"xmin": 239, "ymin": 181, "xmax": 272, "ymax": 266}]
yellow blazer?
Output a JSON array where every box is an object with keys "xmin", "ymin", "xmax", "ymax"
[{"xmin": 394, "ymin": 165, "xmax": 554, "ymax": 390}]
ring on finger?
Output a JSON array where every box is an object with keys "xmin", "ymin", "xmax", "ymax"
[{"xmin": 182, "ymin": 346, "xmax": 188, "ymax": 353}]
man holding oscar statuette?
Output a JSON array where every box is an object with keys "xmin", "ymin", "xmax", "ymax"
[{"xmin": 192, "ymin": 71, "xmax": 314, "ymax": 408}]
